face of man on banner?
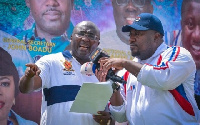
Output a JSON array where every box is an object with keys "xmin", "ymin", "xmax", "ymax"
[
  {"xmin": 181, "ymin": 1, "xmax": 200, "ymax": 69},
  {"xmin": 112, "ymin": 0, "xmax": 153, "ymax": 45},
  {"xmin": 25, "ymin": 0, "xmax": 74, "ymax": 36}
]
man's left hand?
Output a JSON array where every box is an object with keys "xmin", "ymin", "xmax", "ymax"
[{"xmin": 93, "ymin": 111, "xmax": 111, "ymax": 125}]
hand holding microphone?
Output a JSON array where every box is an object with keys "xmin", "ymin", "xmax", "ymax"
[{"xmin": 80, "ymin": 48, "xmax": 126, "ymax": 84}]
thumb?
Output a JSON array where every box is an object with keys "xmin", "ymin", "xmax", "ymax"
[{"xmin": 35, "ymin": 69, "xmax": 41, "ymax": 76}]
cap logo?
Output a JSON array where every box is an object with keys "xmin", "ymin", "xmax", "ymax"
[{"xmin": 135, "ymin": 16, "xmax": 140, "ymax": 22}]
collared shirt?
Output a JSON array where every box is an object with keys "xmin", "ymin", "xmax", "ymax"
[
  {"xmin": 110, "ymin": 43, "xmax": 199, "ymax": 125},
  {"xmin": 16, "ymin": 23, "xmax": 70, "ymax": 63},
  {"xmin": 36, "ymin": 51, "xmax": 99, "ymax": 125}
]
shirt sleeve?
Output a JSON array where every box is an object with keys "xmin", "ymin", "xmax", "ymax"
[
  {"xmin": 137, "ymin": 47, "xmax": 196, "ymax": 90},
  {"xmin": 109, "ymin": 102, "xmax": 127, "ymax": 123},
  {"xmin": 35, "ymin": 55, "xmax": 51, "ymax": 90}
]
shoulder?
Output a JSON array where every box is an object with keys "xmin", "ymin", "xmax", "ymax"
[
  {"xmin": 165, "ymin": 46, "xmax": 192, "ymax": 57},
  {"xmin": 11, "ymin": 110, "xmax": 38, "ymax": 125},
  {"xmin": 36, "ymin": 52, "xmax": 63, "ymax": 63},
  {"xmin": 162, "ymin": 46, "xmax": 194, "ymax": 63}
]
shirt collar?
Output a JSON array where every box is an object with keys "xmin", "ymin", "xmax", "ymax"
[
  {"xmin": 27, "ymin": 23, "xmax": 69, "ymax": 42},
  {"xmin": 62, "ymin": 50, "xmax": 73, "ymax": 59}
]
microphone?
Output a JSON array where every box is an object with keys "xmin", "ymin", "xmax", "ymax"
[
  {"xmin": 80, "ymin": 62, "xmax": 95, "ymax": 76},
  {"xmin": 81, "ymin": 48, "xmax": 126, "ymax": 84}
]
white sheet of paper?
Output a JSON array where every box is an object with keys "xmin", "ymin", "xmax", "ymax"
[{"xmin": 70, "ymin": 81, "xmax": 113, "ymax": 115}]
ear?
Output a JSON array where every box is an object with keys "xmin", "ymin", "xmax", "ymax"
[
  {"xmin": 154, "ymin": 32, "xmax": 161, "ymax": 42},
  {"xmin": 25, "ymin": 0, "xmax": 31, "ymax": 8}
]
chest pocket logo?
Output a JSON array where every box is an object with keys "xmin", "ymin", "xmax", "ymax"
[{"xmin": 61, "ymin": 59, "xmax": 75, "ymax": 75}]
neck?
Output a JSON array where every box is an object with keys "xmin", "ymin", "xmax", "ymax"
[
  {"xmin": 76, "ymin": 57, "xmax": 90, "ymax": 65},
  {"xmin": 72, "ymin": 53, "xmax": 90, "ymax": 65},
  {"xmin": 9, "ymin": 111, "xmax": 18, "ymax": 125},
  {"xmin": 77, "ymin": 59, "xmax": 87, "ymax": 65}
]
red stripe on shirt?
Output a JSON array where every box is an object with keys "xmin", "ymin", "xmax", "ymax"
[{"xmin": 169, "ymin": 89, "xmax": 195, "ymax": 116}]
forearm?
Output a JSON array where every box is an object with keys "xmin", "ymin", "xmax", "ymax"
[
  {"xmin": 19, "ymin": 75, "xmax": 36, "ymax": 93},
  {"xmin": 122, "ymin": 59, "xmax": 143, "ymax": 77},
  {"xmin": 110, "ymin": 90, "xmax": 123, "ymax": 106}
]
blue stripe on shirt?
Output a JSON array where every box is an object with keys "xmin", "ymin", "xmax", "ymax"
[
  {"xmin": 175, "ymin": 84, "xmax": 189, "ymax": 101},
  {"xmin": 43, "ymin": 85, "xmax": 81, "ymax": 106}
]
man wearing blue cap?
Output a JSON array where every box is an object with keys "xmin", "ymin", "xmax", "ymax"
[{"xmin": 97, "ymin": 13, "xmax": 200, "ymax": 124}]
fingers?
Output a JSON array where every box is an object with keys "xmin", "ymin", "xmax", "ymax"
[
  {"xmin": 95, "ymin": 69, "xmax": 106, "ymax": 82},
  {"xmin": 36, "ymin": 69, "xmax": 41, "ymax": 76},
  {"xmin": 25, "ymin": 63, "xmax": 40, "ymax": 77},
  {"xmin": 99, "ymin": 59, "xmax": 115, "ymax": 73},
  {"xmin": 98, "ymin": 57, "xmax": 109, "ymax": 71},
  {"xmin": 100, "ymin": 58, "xmax": 124, "ymax": 71},
  {"xmin": 93, "ymin": 111, "xmax": 111, "ymax": 125},
  {"xmin": 25, "ymin": 63, "xmax": 36, "ymax": 68},
  {"xmin": 98, "ymin": 111, "xmax": 110, "ymax": 116},
  {"xmin": 26, "ymin": 63, "xmax": 38, "ymax": 72}
]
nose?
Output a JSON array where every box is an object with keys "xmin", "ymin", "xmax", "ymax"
[
  {"xmin": 129, "ymin": 37, "xmax": 136, "ymax": 44},
  {"xmin": 46, "ymin": 0, "xmax": 59, "ymax": 7},
  {"xmin": 81, "ymin": 36, "xmax": 90, "ymax": 42},
  {"xmin": 125, "ymin": 0, "xmax": 139, "ymax": 13},
  {"xmin": 192, "ymin": 26, "xmax": 200, "ymax": 42}
]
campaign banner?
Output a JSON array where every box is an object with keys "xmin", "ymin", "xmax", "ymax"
[{"xmin": 0, "ymin": 0, "xmax": 199, "ymax": 124}]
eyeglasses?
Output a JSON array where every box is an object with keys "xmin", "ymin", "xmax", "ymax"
[
  {"xmin": 116, "ymin": 0, "xmax": 146, "ymax": 7},
  {"xmin": 75, "ymin": 32, "xmax": 99, "ymax": 41}
]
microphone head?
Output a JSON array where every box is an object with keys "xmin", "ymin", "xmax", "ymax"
[
  {"xmin": 80, "ymin": 62, "xmax": 95, "ymax": 76},
  {"xmin": 89, "ymin": 47, "xmax": 109, "ymax": 64}
]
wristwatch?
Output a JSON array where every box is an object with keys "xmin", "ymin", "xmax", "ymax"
[{"xmin": 112, "ymin": 82, "xmax": 120, "ymax": 93}]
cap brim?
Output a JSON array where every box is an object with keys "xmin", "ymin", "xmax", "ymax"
[{"xmin": 122, "ymin": 23, "xmax": 149, "ymax": 32}]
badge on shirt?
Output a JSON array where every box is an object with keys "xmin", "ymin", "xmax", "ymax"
[{"xmin": 61, "ymin": 59, "xmax": 75, "ymax": 75}]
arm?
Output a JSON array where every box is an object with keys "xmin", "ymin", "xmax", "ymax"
[
  {"xmin": 95, "ymin": 66, "xmax": 127, "ymax": 123},
  {"xmin": 95, "ymin": 67, "xmax": 124, "ymax": 106},
  {"xmin": 99, "ymin": 47, "xmax": 196, "ymax": 90},
  {"xmin": 19, "ymin": 63, "xmax": 42, "ymax": 93},
  {"xmin": 92, "ymin": 69, "xmax": 114, "ymax": 125},
  {"xmin": 138, "ymin": 47, "xmax": 196, "ymax": 90},
  {"xmin": 99, "ymin": 57, "xmax": 143, "ymax": 78}
]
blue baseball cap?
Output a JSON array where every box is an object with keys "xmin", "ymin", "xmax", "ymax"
[{"xmin": 122, "ymin": 13, "xmax": 164, "ymax": 36}]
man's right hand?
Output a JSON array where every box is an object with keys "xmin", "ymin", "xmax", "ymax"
[
  {"xmin": 19, "ymin": 63, "xmax": 42, "ymax": 93},
  {"xmin": 25, "ymin": 63, "xmax": 41, "ymax": 78}
]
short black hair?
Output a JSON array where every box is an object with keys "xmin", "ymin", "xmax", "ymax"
[
  {"xmin": 0, "ymin": 47, "xmax": 19, "ymax": 97},
  {"xmin": 181, "ymin": 0, "xmax": 200, "ymax": 17}
]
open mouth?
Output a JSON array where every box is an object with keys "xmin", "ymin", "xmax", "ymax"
[
  {"xmin": 190, "ymin": 43, "xmax": 200, "ymax": 57},
  {"xmin": 192, "ymin": 45, "xmax": 200, "ymax": 51},
  {"xmin": 126, "ymin": 17, "xmax": 135, "ymax": 25},
  {"xmin": 79, "ymin": 45, "xmax": 89, "ymax": 50}
]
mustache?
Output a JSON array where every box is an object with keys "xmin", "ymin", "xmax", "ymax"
[
  {"xmin": 43, "ymin": 7, "xmax": 61, "ymax": 14},
  {"xmin": 130, "ymin": 43, "xmax": 137, "ymax": 46}
]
